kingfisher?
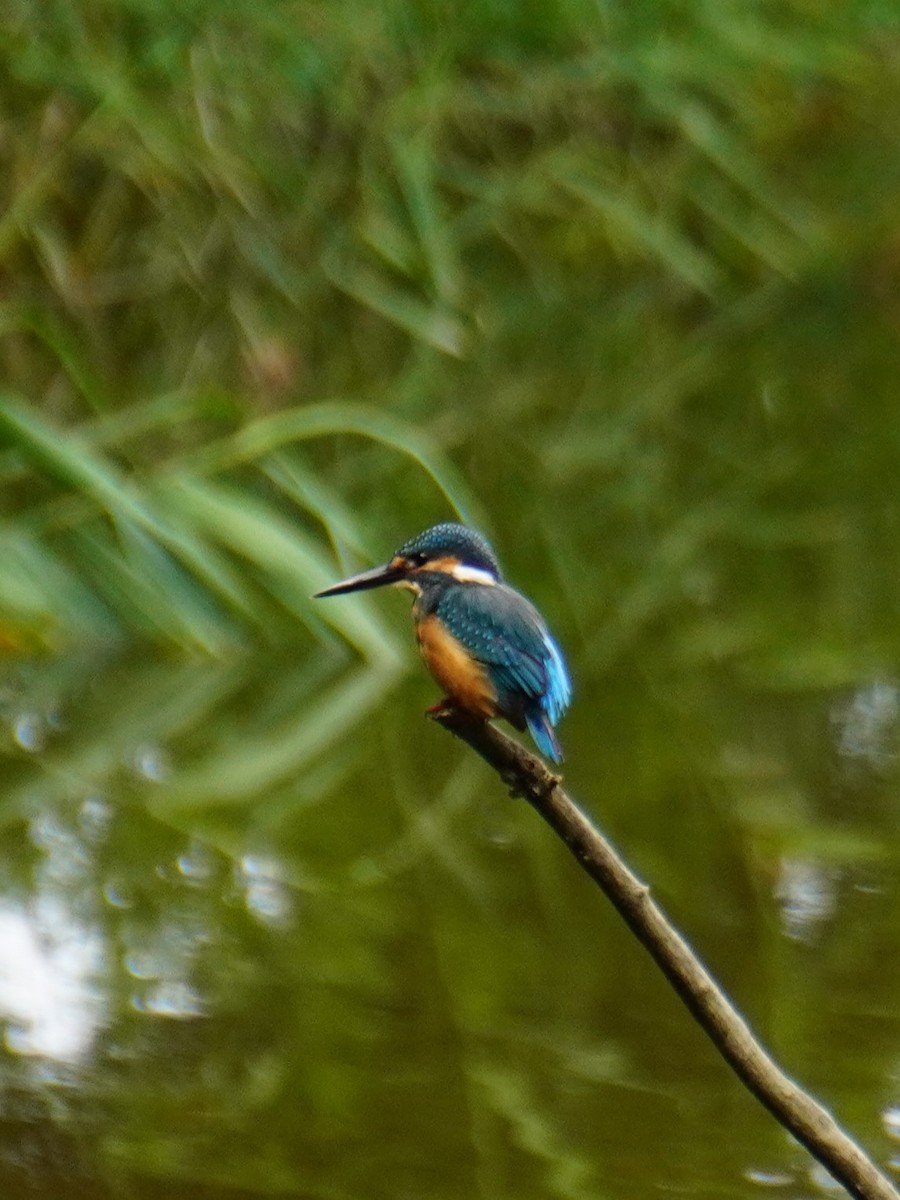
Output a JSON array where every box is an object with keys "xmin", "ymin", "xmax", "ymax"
[{"xmin": 314, "ymin": 523, "xmax": 572, "ymax": 762}]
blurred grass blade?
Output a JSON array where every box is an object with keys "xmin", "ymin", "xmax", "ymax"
[
  {"xmin": 262, "ymin": 452, "xmax": 373, "ymax": 555},
  {"xmin": 553, "ymin": 163, "xmax": 722, "ymax": 295},
  {"xmin": 323, "ymin": 245, "xmax": 468, "ymax": 357},
  {"xmin": 389, "ymin": 134, "xmax": 460, "ymax": 304},
  {"xmin": 676, "ymin": 102, "xmax": 813, "ymax": 240},
  {"xmin": 0, "ymin": 393, "xmax": 260, "ymax": 636},
  {"xmin": 0, "ymin": 306, "xmax": 110, "ymax": 413},
  {"xmin": 152, "ymin": 664, "xmax": 400, "ymax": 810},
  {"xmin": 0, "ymin": 392, "xmax": 163, "ymax": 525},
  {"xmin": 161, "ymin": 474, "xmax": 407, "ymax": 666},
  {"xmin": 173, "ymin": 400, "xmax": 483, "ymax": 529},
  {"xmin": 72, "ymin": 523, "xmax": 234, "ymax": 652},
  {"xmin": 0, "ymin": 526, "xmax": 117, "ymax": 644}
]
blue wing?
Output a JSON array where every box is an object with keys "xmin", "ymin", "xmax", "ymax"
[{"xmin": 432, "ymin": 582, "xmax": 572, "ymax": 760}]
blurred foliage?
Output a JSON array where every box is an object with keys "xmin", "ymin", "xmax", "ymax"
[
  {"xmin": 3, "ymin": 6, "xmax": 900, "ymax": 1197},
  {"xmin": 0, "ymin": 0, "xmax": 898, "ymax": 680}
]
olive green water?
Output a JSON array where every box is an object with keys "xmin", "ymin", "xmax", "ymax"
[
  {"xmin": 4, "ymin": 2, "xmax": 900, "ymax": 1196},
  {"xmin": 0, "ymin": 626, "xmax": 899, "ymax": 1200}
]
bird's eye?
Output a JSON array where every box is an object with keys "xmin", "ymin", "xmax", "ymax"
[{"xmin": 408, "ymin": 551, "xmax": 428, "ymax": 567}]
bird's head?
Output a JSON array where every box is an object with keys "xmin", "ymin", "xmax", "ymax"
[{"xmin": 314, "ymin": 522, "xmax": 502, "ymax": 597}]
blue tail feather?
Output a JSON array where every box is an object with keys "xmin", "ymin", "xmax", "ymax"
[
  {"xmin": 526, "ymin": 710, "xmax": 564, "ymax": 764},
  {"xmin": 542, "ymin": 635, "xmax": 572, "ymax": 725}
]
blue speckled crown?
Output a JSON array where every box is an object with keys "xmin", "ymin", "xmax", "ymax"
[{"xmin": 396, "ymin": 523, "xmax": 502, "ymax": 578}]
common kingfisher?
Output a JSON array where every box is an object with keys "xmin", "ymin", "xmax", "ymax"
[{"xmin": 314, "ymin": 523, "xmax": 572, "ymax": 762}]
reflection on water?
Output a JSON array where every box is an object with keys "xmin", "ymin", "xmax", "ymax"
[
  {"xmin": 0, "ymin": 649, "xmax": 898, "ymax": 1199},
  {"xmin": 833, "ymin": 681, "xmax": 900, "ymax": 772},
  {"xmin": 236, "ymin": 855, "xmax": 294, "ymax": 926},
  {"xmin": 0, "ymin": 898, "xmax": 103, "ymax": 1061},
  {"xmin": 775, "ymin": 858, "xmax": 837, "ymax": 943}
]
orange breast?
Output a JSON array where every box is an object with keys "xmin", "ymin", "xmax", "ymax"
[{"xmin": 415, "ymin": 614, "xmax": 497, "ymax": 719}]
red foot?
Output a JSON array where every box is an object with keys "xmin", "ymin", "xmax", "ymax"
[{"xmin": 425, "ymin": 697, "xmax": 458, "ymax": 719}]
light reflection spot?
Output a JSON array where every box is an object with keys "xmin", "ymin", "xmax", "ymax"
[
  {"xmin": 13, "ymin": 712, "xmax": 46, "ymax": 753},
  {"xmin": 833, "ymin": 680, "xmax": 900, "ymax": 769},
  {"xmin": 102, "ymin": 881, "xmax": 133, "ymax": 909},
  {"xmin": 176, "ymin": 843, "xmax": 215, "ymax": 884},
  {"xmin": 774, "ymin": 858, "xmax": 836, "ymax": 944},
  {"xmin": 132, "ymin": 981, "xmax": 204, "ymax": 1019},
  {"xmin": 28, "ymin": 812, "xmax": 91, "ymax": 886},
  {"xmin": 246, "ymin": 880, "xmax": 291, "ymax": 924},
  {"xmin": 0, "ymin": 901, "xmax": 104, "ymax": 1062},
  {"xmin": 744, "ymin": 1167, "xmax": 794, "ymax": 1188},
  {"xmin": 882, "ymin": 1104, "xmax": 900, "ymax": 1141},
  {"xmin": 808, "ymin": 1162, "xmax": 849, "ymax": 1193},
  {"xmin": 238, "ymin": 855, "xmax": 292, "ymax": 926},
  {"xmin": 124, "ymin": 950, "xmax": 167, "ymax": 981},
  {"xmin": 129, "ymin": 744, "xmax": 172, "ymax": 783},
  {"xmin": 79, "ymin": 795, "xmax": 112, "ymax": 840}
]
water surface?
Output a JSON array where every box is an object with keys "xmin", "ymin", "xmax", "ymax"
[{"xmin": 0, "ymin": 643, "xmax": 897, "ymax": 1199}]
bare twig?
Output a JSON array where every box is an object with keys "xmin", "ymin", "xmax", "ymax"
[{"xmin": 432, "ymin": 708, "xmax": 899, "ymax": 1200}]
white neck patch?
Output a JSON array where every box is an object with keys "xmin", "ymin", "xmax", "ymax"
[{"xmin": 450, "ymin": 563, "xmax": 497, "ymax": 586}]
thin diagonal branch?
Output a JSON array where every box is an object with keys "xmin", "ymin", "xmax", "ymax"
[{"xmin": 432, "ymin": 709, "xmax": 899, "ymax": 1200}]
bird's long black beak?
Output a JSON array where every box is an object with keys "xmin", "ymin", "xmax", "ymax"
[{"xmin": 313, "ymin": 559, "xmax": 406, "ymax": 598}]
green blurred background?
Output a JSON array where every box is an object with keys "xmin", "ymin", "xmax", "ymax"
[{"xmin": 1, "ymin": 1, "xmax": 900, "ymax": 1197}]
